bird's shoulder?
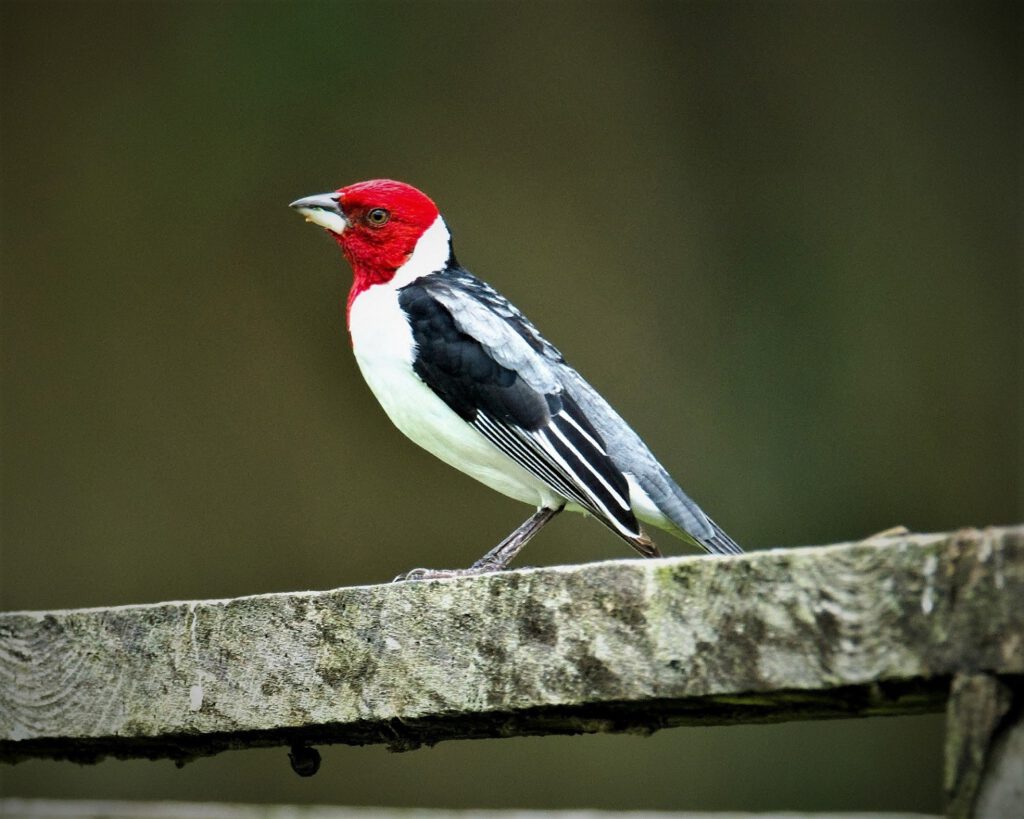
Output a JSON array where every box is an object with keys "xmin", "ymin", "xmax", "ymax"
[
  {"xmin": 412, "ymin": 266, "xmax": 565, "ymax": 362},
  {"xmin": 394, "ymin": 270, "xmax": 549, "ymax": 428},
  {"xmin": 398, "ymin": 266, "xmax": 570, "ymax": 396}
]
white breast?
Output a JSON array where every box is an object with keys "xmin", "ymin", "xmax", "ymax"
[{"xmin": 346, "ymin": 219, "xmax": 560, "ymax": 510}]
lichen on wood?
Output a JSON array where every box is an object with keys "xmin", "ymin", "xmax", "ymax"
[{"xmin": 1, "ymin": 526, "xmax": 1021, "ymax": 765}]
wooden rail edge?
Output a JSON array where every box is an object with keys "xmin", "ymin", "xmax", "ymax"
[
  {"xmin": 0, "ymin": 800, "xmax": 949, "ymax": 819},
  {"xmin": 1, "ymin": 526, "xmax": 1021, "ymax": 774}
]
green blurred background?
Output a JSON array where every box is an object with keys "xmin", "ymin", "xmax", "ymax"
[{"xmin": 1, "ymin": 0, "xmax": 1019, "ymax": 812}]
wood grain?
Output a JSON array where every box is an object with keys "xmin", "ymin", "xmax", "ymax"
[{"xmin": 1, "ymin": 526, "xmax": 1021, "ymax": 764}]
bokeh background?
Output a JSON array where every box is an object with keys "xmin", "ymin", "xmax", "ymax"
[{"xmin": 1, "ymin": 0, "xmax": 1020, "ymax": 813}]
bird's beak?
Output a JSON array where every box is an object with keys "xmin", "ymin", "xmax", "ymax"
[{"xmin": 289, "ymin": 192, "xmax": 347, "ymax": 235}]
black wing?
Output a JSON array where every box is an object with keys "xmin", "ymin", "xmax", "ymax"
[{"xmin": 398, "ymin": 279, "xmax": 649, "ymax": 547}]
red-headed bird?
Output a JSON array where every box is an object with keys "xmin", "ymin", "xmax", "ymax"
[{"xmin": 291, "ymin": 180, "xmax": 741, "ymax": 579}]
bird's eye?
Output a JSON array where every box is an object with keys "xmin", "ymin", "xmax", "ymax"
[{"xmin": 366, "ymin": 208, "xmax": 390, "ymax": 227}]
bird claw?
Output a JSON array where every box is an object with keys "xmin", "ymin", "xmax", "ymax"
[
  {"xmin": 863, "ymin": 525, "xmax": 910, "ymax": 540},
  {"xmin": 393, "ymin": 567, "xmax": 463, "ymax": 582},
  {"xmin": 393, "ymin": 564, "xmax": 515, "ymax": 582}
]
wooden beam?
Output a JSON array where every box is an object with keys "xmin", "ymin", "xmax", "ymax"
[
  {"xmin": 0, "ymin": 799, "xmax": 947, "ymax": 819},
  {"xmin": 1, "ymin": 526, "xmax": 1021, "ymax": 765}
]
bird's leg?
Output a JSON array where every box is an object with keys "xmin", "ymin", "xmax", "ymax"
[
  {"xmin": 394, "ymin": 506, "xmax": 563, "ymax": 582},
  {"xmin": 469, "ymin": 506, "xmax": 563, "ymax": 572}
]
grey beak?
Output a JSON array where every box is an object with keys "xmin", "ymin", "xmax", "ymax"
[
  {"xmin": 289, "ymin": 192, "xmax": 343, "ymax": 214},
  {"xmin": 290, "ymin": 192, "xmax": 348, "ymax": 234}
]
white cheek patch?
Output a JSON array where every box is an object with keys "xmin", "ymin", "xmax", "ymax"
[{"xmin": 295, "ymin": 207, "xmax": 347, "ymax": 235}]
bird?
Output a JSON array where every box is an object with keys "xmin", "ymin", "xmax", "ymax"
[{"xmin": 290, "ymin": 179, "xmax": 741, "ymax": 579}]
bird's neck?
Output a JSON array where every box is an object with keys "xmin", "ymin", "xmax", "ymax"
[
  {"xmin": 345, "ymin": 261, "xmax": 397, "ymax": 321},
  {"xmin": 344, "ymin": 216, "xmax": 454, "ymax": 325}
]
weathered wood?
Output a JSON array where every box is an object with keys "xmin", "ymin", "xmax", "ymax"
[
  {"xmin": 943, "ymin": 672, "xmax": 1013, "ymax": 818},
  {"xmin": 1, "ymin": 526, "xmax": 1021, "ymax": 765},
  {"xmin": 0, "ymin": 800, "xmax": 945, "ymax": 819},
  {"xmin": 973, "ymin": 705, "xmax": 1024, "ymax": 818}
]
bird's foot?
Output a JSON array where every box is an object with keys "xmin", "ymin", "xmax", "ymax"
[
  {"xmin": 393, "ymin": 507, "xmax": 562, "ymax": 582},
  {"xmin": 393, "ymin": 565, "xmax": 503, "ymax": 583},
  {"xmin": 863, "ymin": 525, "xmax": 910, "ymax": 541}
]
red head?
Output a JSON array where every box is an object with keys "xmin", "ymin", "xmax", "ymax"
[{"xmin": 291, "ymin": 180, "xmax": 445, "ymax": 305}]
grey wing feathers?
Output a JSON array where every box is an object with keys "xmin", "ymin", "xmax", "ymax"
[
  {"xmin": 427, "ymin": 272, "xmax": 565, "ymax": 375},
  {"xmin": 560, "ymin": 370, "xmax": 743, "ymax": 557},
  {"xmin": 413, "ymin": 274, "xmax": 654, "ymax": 551},
  {"xmin": 421, "ymin": 269, "xmax": 741, "ymax": 557}
]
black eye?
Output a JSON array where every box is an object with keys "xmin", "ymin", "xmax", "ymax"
[{"xmin": 366, "ymin": 207, "xmax": 390, "ymax": 226}]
